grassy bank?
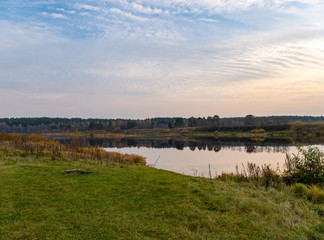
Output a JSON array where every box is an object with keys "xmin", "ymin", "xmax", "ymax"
[
  {"xmin": 1, "ymin": 134, "xmax": 323, "ymax": 239},
  {"xmin": 0, "ymin": 156, "xmax": 323, "ymax": 240}
]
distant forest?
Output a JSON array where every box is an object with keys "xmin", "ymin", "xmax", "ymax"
[{"xmin": 0, "ymin": 115, "xmax": 323, "ymax": 133}]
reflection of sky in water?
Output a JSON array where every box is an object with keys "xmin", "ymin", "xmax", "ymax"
[{"xmin": 105, "ymin": 145, "xmax": 324, "ymax": 177}]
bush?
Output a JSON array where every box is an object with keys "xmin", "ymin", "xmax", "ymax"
[
  {"xmin": 291, "ymin": 121, "xmax": 304, "ymax": 131},
  {"xmin": 308, "ymin": 185, "xmax": 324, "ymax": 203},
  {"xmin": 251, "ymin": 129, "xmax": 266, "ymax": 133},
  {"xmin": 217, "ymin": 172, "xmax": 240, "ymax": 182},
  {"xmin": 261, "ymin": 164, "xmax": 282, "ymax": 188},
  {"xmin": 284, "ymin": 146, "xmax": 324, "ymax": 185},
  {"xmin": 290, "ymin": 183, "xmax": 309, "ymax": 199},
  {"xmin": 290, "ymin": 183, "xmax": 324, "ymax": 204}
]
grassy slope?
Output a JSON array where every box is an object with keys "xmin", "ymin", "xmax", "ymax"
[{"xmin": 0, "ymin": 157, "xmax": 323, "ymax": 240}]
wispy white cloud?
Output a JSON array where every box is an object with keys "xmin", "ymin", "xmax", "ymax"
[
  {"xmin": 41, "ymin": 12, "xmax": 67, "ymax": 19},
  {"xmin": 79, "ymin": 12, "xmax": 91, "ymax": 16},
  {"xmin": 198, "ymin": 18, "xmax": 219, "ymax": 23},
  {"xmin": 74, "ymin": 3, "xmax": 100, "ymax": 11},
  {"xmin": 131, "ymin": 2, "xmax": 165, "ymax": 15},
  {"xmin": 108, "ymin": 8, "xmax": 149, "ymax": 21},
  {"xmin": 56, "ymin": 8, "xmax": 75, "ymax": 14}
]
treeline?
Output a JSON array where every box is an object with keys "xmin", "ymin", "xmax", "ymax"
[{"xmin": 0, "ymin": 115, "xmax": 323, "ymax": 133}]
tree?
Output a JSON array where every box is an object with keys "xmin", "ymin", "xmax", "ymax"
[
  {"xmin": 188, "ymin": 117, "xmax": 197, "ymax": 127},
  {"xmin": 127, "ymin": 120, "xmax": 137, "ymax": 129},
  {"xmin": 244, "ymin": 114, "xmax": 256, "ymax": 126},
  {"xmin": 174, "ymin": 118, "xmax": 185, "ymax": 128},
  {"xmin": 207, "ymin": 116, "xmax": 213, "ymax": 126},
  {"xmin": 213, "ymin": 115, "xmax": 220, "ymax": 127}
]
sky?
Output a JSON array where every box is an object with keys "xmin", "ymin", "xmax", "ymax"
[{"xmin": 0, "ymin": 0, "xmax": 324, "ymax": 118}]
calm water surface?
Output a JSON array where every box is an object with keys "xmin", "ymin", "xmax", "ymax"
[{"xmin": 102, "ymin": 138, "xmax": 324, "ymax": 177}]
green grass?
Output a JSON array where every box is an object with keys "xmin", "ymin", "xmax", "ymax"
[{"xmin": 1, "ymin": 156, "xmax": 323, "ymax": 239}]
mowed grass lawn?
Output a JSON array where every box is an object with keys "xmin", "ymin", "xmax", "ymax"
[{"xmin": 0, "ymin": 157, "xmax": 323, "ymax": 240}]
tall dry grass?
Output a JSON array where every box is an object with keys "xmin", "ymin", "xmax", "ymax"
[
  {"xmin": 0, "ymin": 133, "xmax": 146, "ymax": 164},
  {"xmin": 217, "ymin": 162, "xmax": 282, "ymax": 189}
]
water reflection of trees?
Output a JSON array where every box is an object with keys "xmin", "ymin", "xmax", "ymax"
[{"xmin": 57, "ymin": 137, "xmax": 292, "ymax": 153}]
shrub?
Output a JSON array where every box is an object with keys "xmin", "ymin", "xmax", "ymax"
[
  {"xmin": 290, "ymin": 183, "xmax": 309, "ymax": 199},
  {"xmin": 261, "ymin": 164, "xmax": 281, "ymax": 188},
  {"xmin": 251, "ymin": 129, "xmax": 266, "ymax": 133},
  {"xmin": 291, "ymin": 121, "xmax": 305, "ymax": 131},
  {"xmin": 308, "ymin": 185, "xmax": 324, "ymax": 203},
  {"xmin": 290, "ymin": 183, "xmax": 324, "ymax": 204},
  {"xmin": 284, "ymin": 146, "xmax": 324, "ymax": 185},
  {"xmin": 217, "ymin": 172, "xmax": 239, "ymax": 182}
]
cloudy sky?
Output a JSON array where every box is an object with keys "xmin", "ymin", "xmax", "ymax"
[{"xmin": 1, "ymin": 0, "xmax": 324, "ymax": 118}]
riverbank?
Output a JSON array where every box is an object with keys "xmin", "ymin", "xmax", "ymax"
[
  {"xmin": 1, "ymin": 155, "xmax": 323, "ymax": 239},
  {"xmin": 35, "ymin": 122, "xmax": 324, "ymax": 141},
  {"xmin": 1, "ymin": 134, "xmax": 323, "ymax": 239},
  {"xmin": 38, "ymin": 127, "xmax": 324, "ymax": 147}
]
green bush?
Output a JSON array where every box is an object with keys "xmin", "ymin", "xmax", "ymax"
[
  {"xmin": 290, "ymin": 183, "xmax": 309, "ymax": 199},
  {"xmin": 217, "ymin": 172, "xmax": 241, "ymax": 182},
  {"xmin": 291, "ymin": 121, "xmax": 304, "ymax": 131},
  {"xmin": 284, "ymin": 146, "xmax": 324, "ymax": 185},
  {"xmin": 290, "ymin": 183, "xmax": 324, "ymax": 204},
  {"xmin": 308, "ymin": 185, "xmax": 324, "ymax": 203},
  {"xmin": 251, "ymin": 129, "xmax": 266, "ymax": 133}
]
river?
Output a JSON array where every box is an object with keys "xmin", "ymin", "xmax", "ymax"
[{"xmin": 98, "ymin": 137, "xmax": 324, "ymax": 177}]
